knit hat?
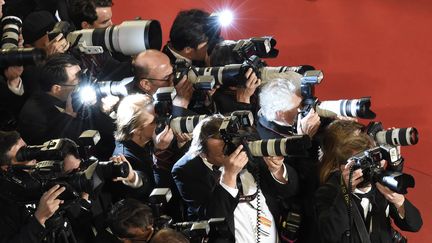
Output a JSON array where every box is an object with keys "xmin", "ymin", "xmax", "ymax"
[{"xmin": 22, "ymin": 10, "xmax": 57, "ymax": 45}]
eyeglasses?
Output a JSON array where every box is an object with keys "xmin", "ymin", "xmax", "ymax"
[
  {"xmin": 59, "ymin": 83, "xmax": 78, "ymax": 87},
  {"xmin": 140, "ymin": 73, "xmax": 174, "ymax": 83}
]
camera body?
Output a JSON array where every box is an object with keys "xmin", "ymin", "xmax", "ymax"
[
  {"xmin": 232, "ymin": 36, "xmax": 279, "ymax": 59},
  {"xmin": 153, "ymin": 87, "xmax": 176, "ymax": 134},
  {"xmin": 47, "ymin": 21, "xmax": 75, "ymax": 41},
  {"xmin": 350, "ymin": 145, "xmax": 414, "ymax": 194}
]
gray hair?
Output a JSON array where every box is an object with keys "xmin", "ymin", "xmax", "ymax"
[
  {"xmin": 259, "ymin": 72, "xmax": 302, "ymax": 122},
  {"xmin": 115, "ymin": 94, "xmax": 153, "ymax": 141}
]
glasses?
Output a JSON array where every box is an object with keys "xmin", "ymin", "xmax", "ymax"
[
  {"xmin": 59, "ymin": 83, "xmax": 78, "ymax": 87},
  {"xmin": 141, "ymin": 73, "xmax": 174, "ymax": 83}
]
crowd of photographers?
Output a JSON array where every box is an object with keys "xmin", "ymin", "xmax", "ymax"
[{"xmin": 0, "ymin": 1, "xmax": 423, "ymax": 243}]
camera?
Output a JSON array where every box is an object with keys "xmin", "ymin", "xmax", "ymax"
[
  {"xmin": 47, "ymin": 21, "xmax": 75, "ymax": 41},
  {"xmin": 172, "ymin": 218, "xmax": 229, "ymax": 242},
  {"xmin": 299, "ymin": 70, "xmax": 376, "ymax": 119},
  {"xmin": 66, "ymin": 20, "xmax": 162, "ymax": 55},
  {"xmin": 364, "ymin": 121, "xmax": 419, "ymax": 146},
  {"xmin": 175, "ymin": 55, "xmax": 314, "ymax": 88},
  {"xmin": 0, "ymin": 16, "xmax": 46, "ymax": 67},
  {"xmin": 149, "ymin": 188, "xmax": 173, "ymax": 230},
  {"xmin": 219, "ymin": 113, "xmax": 311, "ymax": 157},
  {"xmin": 153, "ymin": 87, "xmax": 176, "ymax": 134},
  {"xmin": 16, "ymin": 138, "xmax": 79, "ymax": 162},
  {"xmin": 170, "ymin": 115, "xmax": 208, "ymax": 134},
  {"xmin": 232, "ymin": 36, "xmax": 279, "ymax": 59},
  {"xmin": 350, "ymin": 146, "xmax": 415, "ymax": 194}
]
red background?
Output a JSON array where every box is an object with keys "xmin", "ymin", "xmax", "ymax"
[{"xmin": 113, "ymin": 0, "xmax": 431, "ymax": 241}]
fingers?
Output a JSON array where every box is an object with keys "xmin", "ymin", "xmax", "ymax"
[
  {"xmin": 46, "ymin": 185, "xmax": 66, "ymax": 202},
  {"xmin": 230, "ymin": 144, "xmax": 244, "ymax": 158}
]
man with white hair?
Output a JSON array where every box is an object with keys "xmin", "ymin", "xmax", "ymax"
[
  {"xmin": 257, "ymin": 72, "xmax": 322, "ymax": 242},
  {"xmin": 257, "ymin": 72, "xmax": 321, "ymax": 139}
]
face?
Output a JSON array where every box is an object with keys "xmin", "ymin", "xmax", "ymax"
[
  {"xmin": 92, "ymin": 7, "xmax": 113, "ymax": 28},
  {"xmin": 63, "ymin": 154, "xmax": 81, "ymax": 173},
  {"xmin": 54, "ymin": 65, "xmax": 81, "ymax": 101},
  {"xmin": 203, "ymin": 138, "xmax": 226, "ymax": 167},
  {"xmin": 121, "ymin": 226, "xmax": 153, "ymax": 243},
  {"xmin": 0, "ymin": 0, "xmax": 5, "ymax": 19},
  {"xmin": 6, "ymin": 138, "xmax": 36, "ymax": 167},
  {"xmin": 136, "ymin": 110, "xmax": 157, "ymax": 142},
  {"xmin": 190, "ymin": 41, "xmax": 209, "ymax": 62},
  {"xmin": 278, "ymin": 94, "xmax": 302, "ymax": 126},
  {"xmin": 139, "ymin": 58, "xmax": 174, "ymax": 95}
]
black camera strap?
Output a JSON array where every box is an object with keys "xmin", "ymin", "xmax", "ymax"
[
  {"xmin": 340, "ymin": 174, "xmax": 371, "ymax": 243},
  {"xmin": 236, "ymin": 175, "xmax": 259, "ymax": 203}
]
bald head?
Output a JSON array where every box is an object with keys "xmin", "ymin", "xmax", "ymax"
[{"xmin": 133, "ymin": 50, "xmax": 174, "ymax": 95}]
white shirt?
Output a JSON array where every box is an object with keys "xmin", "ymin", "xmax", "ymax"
[{"xmin": 201, "ymin": 158, "xmax": 287, "ymax": 243}]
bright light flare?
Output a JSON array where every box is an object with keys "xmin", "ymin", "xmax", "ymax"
[
  {"xmin": 217, "ymin": 9, "xmax": 234, "ymax": 27},
  {"xmin": 80, "ymin": 85, "xmax": 97, "ymax": 105}
]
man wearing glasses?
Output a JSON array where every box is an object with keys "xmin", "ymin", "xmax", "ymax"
[
  {"xmin": 17, "ymin": 54, "xmax": 114, "ymax": 160},
  {"xmin": 131, "ymin": 50, "xmax": 195, "ymax": 117}
]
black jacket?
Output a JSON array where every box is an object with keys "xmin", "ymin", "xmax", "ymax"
[
  {"xmin": 0, "ymin": 198, "xmax": 46, "ymax": 243},
  {"xmin": 18, "ymin": 91, "xmax": 115, "ymax": 160},
  {"xmin": 315, "ymin": 171, "xmax": 423, "ymax": 243},
  {"xmin": 172, "ymin": 152, "xmax": 299, "ymax": 241}
]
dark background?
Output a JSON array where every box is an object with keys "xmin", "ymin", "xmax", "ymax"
[{"xmin": 112, "ymin": 0, "xmax": 432, "ymax": 241}]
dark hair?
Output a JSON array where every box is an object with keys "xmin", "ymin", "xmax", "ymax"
[
  {"xmin": 0, "ymin": 131, "xmax": 21, "ymax": 166},
  {"xmin": 107, "ymin": 198, "xmax": 154, "ymax": 239},
  {"xmin": 189, "ymin": 114, "xmax": 224, "ymax": 157},
  {"xmin": 169, "ymin": 9, "xmax": 210, "ymax": 51},
  {"xmin": 209, "ymin": 40, "xmax": 243, "ymax": 66},
  {"xmin": 39, "ymin": 53, "xmax": 80, "ymax": 92},
  {"xmin": 69, "ymin": 0, "xmax": 113, "ymax": 29},
  {"xmin": 150, "ymin": 228, "xmax": 189, "ymax": 243}
]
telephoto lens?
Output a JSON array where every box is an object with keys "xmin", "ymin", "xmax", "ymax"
[
  {"xmin": 1, "ymin": 16, "xmax": 22, "ymax": 49},
  {"xmin": 247, "ymin": 135, "xmax": 312, "ymax": 157},
  {"xmin": 96, "ymin": 161, "xmax": 130, "ymax": 179},
  {"xmin": 0, "ymin": 47, "xmax": 46, "ymax": 67},
  {"xmin": 170, "ymin": 115, "xmax": 208, "ymax": 134},
  {"xmin": 316, "ymin": 97, "xmax": 376, "ymax": 119},
  {"xmin": 375, "ymin": 127, "xmax": 418, "ymax": 146}
]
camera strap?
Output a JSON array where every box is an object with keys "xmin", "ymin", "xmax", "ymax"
[
  {"xmin": 340, "ymin": 175, "xmax": 371, "ymax": 243},
  {"xmin": 236, "ymin": 174, "xmax": 259, "ymax": 203}
]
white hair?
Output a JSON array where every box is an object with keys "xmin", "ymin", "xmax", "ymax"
[{"xmin": 259, "ymin": 72, "xmax": 302, "ymax": 122}]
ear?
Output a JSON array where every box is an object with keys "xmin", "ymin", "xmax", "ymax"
[
  {"xmin": 139, "ymin": 79, "xmax": 151, "ymax": 93},
  {"xmin": 81, "ymin": 21, "xmax": 91, "ymax": 29},
  {"xmin": 50, "ymin": 84, "xmax": 62, "ymax": 95}
]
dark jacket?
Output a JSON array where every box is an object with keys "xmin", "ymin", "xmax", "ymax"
[
  {"xmin": 172, "ymin": 152, "xmax": 299, "ymax": 241},
  {"xmin": 0, "ymin": 198, "xmax": 46, "ymax": 243},
  {"xmin": 18, "ymin": 91, "xmax": 115, "ymax": 160},
  {"xmin": 315, "ymin": 171, "xmax": 423, "ymax": 243}
]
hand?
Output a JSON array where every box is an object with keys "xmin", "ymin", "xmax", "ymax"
[
  {"xmin": 236, "ymin": 68, "xmax": 261, "ymax": 103},
  {"xmin": 45, "ymin": 33, "xmax": 70, "ymax": 56},
  {"xmin": 34, "ymin": 185, "xmax": 65, "ymax": 225},
  {"xmin": 263, "ymin": 156, "xmax": 286, "ymax": 183},
  {"xmin": 111, "ymin": 154, "xmax": 135, "ymax": 183},
  {"xmin": 4, "ymin": 66, "xmax": 24, "ymax": 87},
  {"xmin": 297, "ymin": 108, "xmax": 321, "ymax": 137},
  {"xmin": 174, "ymin": 132, "xmax": 192, "ymax": 149},
  {"xmin": 173, "ymin": 75, "xmax": 194, "ymax": 108},
  {"xmin": 376, "ymin": 182, "xmax": 406, "ymax": 218},
  {"xmin": 65, "ymin": 93, "xmax": 77, "ymax": 118},
  {"xmin": 101, "ymin": 95, "xmax": 120, "ymax": 114},
  {"xmin": 341, "ymin": 159, "xmax": 364, "ymax": 191},
  {"xmin": 221, "ymin": 144, "xmax": 248, "ymax": 188},
  {"xmin": 153, "ymin": 125, "xmax": 174, "ymax": 150}
]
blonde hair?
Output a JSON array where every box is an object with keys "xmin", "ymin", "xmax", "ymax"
[{"xmin": 115, "ymin": 94, "xmax": 153, "ymax": 141}]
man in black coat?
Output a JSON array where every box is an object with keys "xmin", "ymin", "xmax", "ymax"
[
  {"xmin": 172, "ymin": 115, "xmax": 299, "ymax": 242},
  {"xmin": 18, "ymin": 53, "xmax": 115, "ymax": 160}
]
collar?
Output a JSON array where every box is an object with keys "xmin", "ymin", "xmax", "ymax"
[
  {"xmin": 167, "ymin": 45, "xmax": 192, "ymax": 64},
  {"xmin": 200, "ymin": 156, "xmax": 216, "ymax": 171},
  {"xmin": 258, "ymin": 113, "xmax": 294, "ymax": 137}
]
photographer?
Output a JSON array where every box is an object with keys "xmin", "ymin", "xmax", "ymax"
[
  {"xmin": 172, "ymin": 115, "xmax": 299, "ymax": 242},
  {"xmin": 0, "ymin": 130, "xmax": 76, "ymax": 243},
  {"xmin": 17, "ymin": 53, "xmax": 115, "ymax": 160},
  {"xmin": 130, "ymin": 50, "xmax": 196, "ymax": 117},
  {"xmin": 163, "ymin": 9, "xmax": 220, "ymax": 67},
  {"xmin": 315, "ymin": 121, "xmax": 422, "ymax": 242},
  {"xmin": 100, "ymin": 198, "xmax": 154, "ymax": 243},
  {"xmin": 69, "ymin": 0, "xmax": 133, "ymax": 81},
  {"xmin": 209, "ymin": 40, "xmax": 261, "ymax": 115}
]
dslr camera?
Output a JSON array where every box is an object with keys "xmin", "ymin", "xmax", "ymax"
[{"xmin": 350, "ymin": 145, "xmax": 415, "ymax": 194}]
